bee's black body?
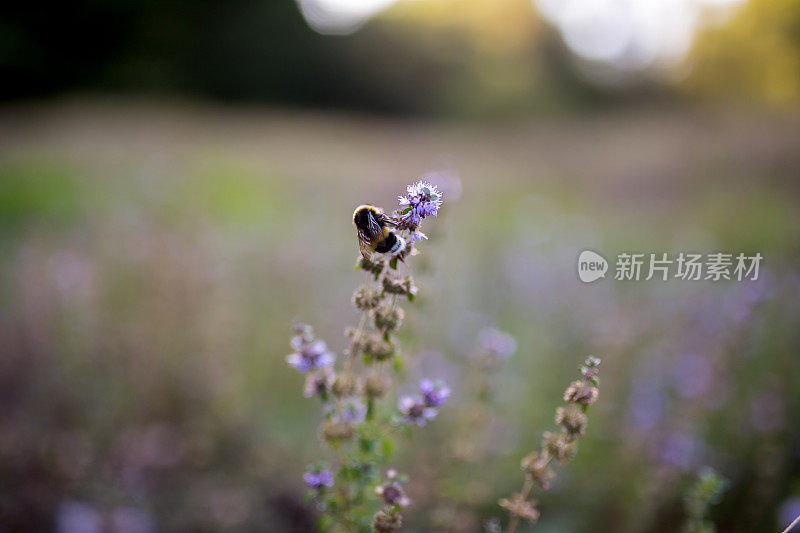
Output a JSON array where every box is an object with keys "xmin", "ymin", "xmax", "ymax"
[{"xmin": 353, "ymin": 205, "xmax": 406, "ymax": 258}]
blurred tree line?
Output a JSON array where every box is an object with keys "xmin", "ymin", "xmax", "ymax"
[
  {"xmin": 1, "ymin": 0, "xmax": 798, "ymax": 114},
  {"xmin": 685, "ymin": 0, "xmax": 800, "ymax": 107}
]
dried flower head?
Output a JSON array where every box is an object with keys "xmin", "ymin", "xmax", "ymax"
[
  {"xmin": 563, "ymin": 380, "xmax": 599, "ymax": 407},
  {"xmin": 303, "ymin": 368, "xmax": 334, "ymax": 399},
  {"xmin": 521, "ymin": 452, "xmax": 556, "ymax": 490},
  {"xmin": 373, "ymin": 509, "xmax": 403, "ymax": 533},
  {"xmin": 542, "ymin": 431, "xmax": 577, "ymax": 464},
  {"xmin": 382, "ymin": 275, "xmax": 417, "ymax": 297},
  {"xmin": 499, "ymin": 493, "xmax": 539, "ymax": 523},
  {"xmin": 363, "ymin": 335, "xmax": 396, "ymax": 362},
  {"xmin": 555, "ymin": 405, "xmax": 588, "ymax": 437},
  {"xmin": 373, "ymin": 306, "xmax": 404, "ymax": 334},
  {"xmin": 353, "ymin": 286, "xmax": 382, "ymax": 310},
  {"xmin": 357, "ymin": 255, "xmax": 385, "ymax": 279},
  {"xmin": 364, "ymin": 372, "xmax": 390, "ymax": 399},
  {"xmin": 331, "ymin": 374, "xmax": 359, "ymax": 398},
  {"xmin": 321, "ymin": 420, "xmax": 355, "ymax": 442}
]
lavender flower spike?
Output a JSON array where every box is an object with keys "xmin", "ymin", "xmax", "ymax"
[
  {"xmin": 419, "ymin": 379, "xmax": 450, "ymax": 408},
  {"xmin": 303, "ymin": 469, "xmax": 334, "ymax": 490},
  {"xmin": 397, "ymin": 180, "xmax": 442, "ymax": 238},
  {"xmin": 399, "ymin": 395, "xmax": 437, "ymax": 426}
]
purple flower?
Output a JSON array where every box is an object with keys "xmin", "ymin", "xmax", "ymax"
[
  {"xmin": 375, "ymin": 469, "xmax": 411, "ymax": 507},
  {"xmin": 303, "ymin": 469, "xmax": 334, "ymax": 490},
  {"xmin": 399, "ymin": 395, "xmax": 437, "ymax": 426},
  {"xmin": 329, "ymin": 398, "xmax": 367, "ymax": 425},
  {"xmin": 376, "ymin": 482, "xmax": 410, "ymax": 507},
  {"xmin": 581, "ymin": 356, "xmax": 601, "ymax": 380},
  {"xmin": 287, "ymin": 339, "xmax": 335, "ymax": 374},
  {"xmin": 419, "ymin": 379, "xmax": 450, "ymax": 408},
  {"xmin": 397, "ymin": 180, "xmax": 442, "ymax": 234}
]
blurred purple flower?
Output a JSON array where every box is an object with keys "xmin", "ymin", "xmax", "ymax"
[
  {"xmin": 111, "ymin": 506, "xmax": 155, "ymax": 533},
  {"xmin": 477, "ymin": 328, "xmax": 517, "ymax": 363},
  {"xmin": 749, "ymin": 393, "xmax": 784, "ymax": 433},
  {"xmin": 419, "ymin": 379, "xmax": 450, "ymax": 408},
  {"xmin": 303, "ymin": 469, "xmax": 334, "ymax": 490},
  {"xmin": 778, "ymin": 497, "xmax": 800, "ymax": 532},
  {"xmin": 329, "ymin": 397, "xmax": 367, "ymax": 425},
  {"xmin": 287, "ymin": 339, "xmax": 334, "ymax": 374},
  {"xmin": 399, "ymin": 395, "xmax": 437, "ymax": 426},
  {"xmin": 657, "ymin": 432, "xmax": 701, "ymax": 471},
  {"xmin": 56, "ymin": 501, "xmax": 102, "ymax": 533},
  {"xmin": 627, "ymin": 379, "xmax": 666, "ymax": 433},
  {"xmin": 673, "ymin": 354, "xmax": 711, "ymax": 399}
]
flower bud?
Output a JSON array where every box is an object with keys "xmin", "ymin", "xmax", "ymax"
[
  {"xmin": 364, "ymin": 373, "xmax": 390, "ymax": 399},
  {"xmin": 331, "ymin": 374, "xmax": 359, "ymax": 398},
  {"xmin": 353, "ymin": 286, "xmax": 382, "ymax": 310},
  {"xmin": 322, "ymin": 420, "xmax": 354, "ymax": 442},
  {"xmin": 498, "ymin": 493, "xmax": 539, "ymax": 523},
  {"xmin": 372, "ymin": 509, "xmax": 402, "ymax": 533},
  {"xmin": 373, "ymin": 306, "xmax": 404, "ymax": 334}
]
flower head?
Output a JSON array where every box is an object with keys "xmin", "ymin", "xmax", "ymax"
[
  {"xmin": 329, "ymin": 397, "xmax": 367, "ymax": 425},
  {"xmin": 375, "ymin": 469, "xmax": 411, "ymax": 507},
  {"xmin": 303, "ymin": 468, "xmax": 334, "ymax": 490},
  {"xmin": 499, "ymin": 493, "xmax": 539, "ymax": 523},
  {"xmin": 581, "ymin": 356, "xmax": 601, "ymax": 381},
  {"xmin": 398, "ymin": 395, "xmax": 437, "ymax": 426},
  {"xmin": 396, "ymin": 180, "xmax": 442, "ymax": 235},
  {"xmin": 287, "ymin": 338, "xmax": 335, "ymax": 373},
  {"xmin": 303, "ymin": 368, "xmax": 334, "ymax": 399},
  {"xmin": 563, "ymin": 380, "xmax": 599, "ymax": 407},
  {"xmin": 419, "ymin": 379, "xmax": 450, "ymax": 408}
]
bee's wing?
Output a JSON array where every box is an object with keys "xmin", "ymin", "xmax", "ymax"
[
  {"xmin": 357, "ymin": 229, "xmax": 374, "ymax": 258},
  {"xmin": 357, "ymin": 209, "xmax": 384, "ymax": 258}
]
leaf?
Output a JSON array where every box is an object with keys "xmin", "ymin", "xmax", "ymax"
[
  {"xmin": 389, "ymin": 257, "xmax": 398, "ymax": 270},
  {"xmin": 401, "ymin": 206, "xmax": 412, "ymax": 215},
  {"xmin": 381, "ymin": 437, "xmax": 395, "ymax": 458},
  {"xmin": 406, "ymin": 292, "xmax": 415, "ymax": 302}
]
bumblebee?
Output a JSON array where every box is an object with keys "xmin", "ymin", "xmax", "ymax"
[{"xmin": 353, "ymin": 205, "xmax": 406, "ymax": 258}]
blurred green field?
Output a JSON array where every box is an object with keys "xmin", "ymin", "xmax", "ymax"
[{"xmin": 0, "ymin": 99, "xmax": 799, "ymax": 532}]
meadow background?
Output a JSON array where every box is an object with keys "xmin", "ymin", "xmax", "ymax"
[{"xmin": 1, "ymin": 0, "xmax": 800, "ymax": 531}]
